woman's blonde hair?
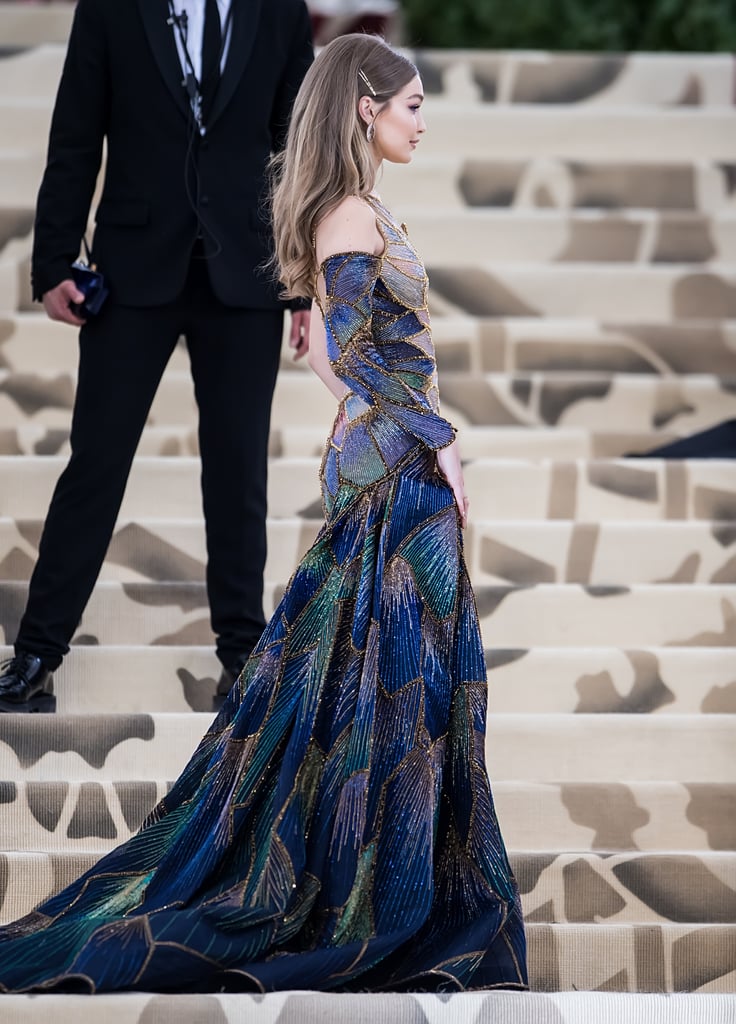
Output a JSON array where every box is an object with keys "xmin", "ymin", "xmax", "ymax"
[{"xmin": 269, "ymin": 34, "xmax": 418, "ymax": 299}]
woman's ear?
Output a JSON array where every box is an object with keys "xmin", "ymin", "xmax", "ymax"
[{"xmin": 358, "ymin": 95, "xmax": 375, "ymax": 127}]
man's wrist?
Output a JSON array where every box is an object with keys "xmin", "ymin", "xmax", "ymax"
[{"xmin": 32, "ymin": 260, "xmax": 75, "ymax": 302}]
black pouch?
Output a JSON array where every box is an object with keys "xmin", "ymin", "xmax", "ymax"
[{"xmin": 70, "ymin": 238, "xmax": 108, "ymax": 317}]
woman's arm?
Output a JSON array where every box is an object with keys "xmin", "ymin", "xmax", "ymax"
[
  {"xmin": 307, "ymin": 299, "xmax": 349, "ymax": 401},
  {"xmin": 308, "ymin": 196, "xmax": 382, "ymax": 400},
  {"xmin": 312, "ymin": 196, "xmax": 457, "ymax": 461}
]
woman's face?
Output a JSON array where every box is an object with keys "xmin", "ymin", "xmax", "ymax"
[{"xmin": 372, "ymin": 75, "xmax": 426, "ymax": 165}]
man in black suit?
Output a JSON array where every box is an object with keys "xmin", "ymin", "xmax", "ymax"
[{"xmin": 0, "ymin": 0, "xmax": 314, "ymax": 712}]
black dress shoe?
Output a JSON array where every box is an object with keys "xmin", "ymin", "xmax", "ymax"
[{"xmin": 0, "ymin": 652, "xmax": 56, "ymax": 713}]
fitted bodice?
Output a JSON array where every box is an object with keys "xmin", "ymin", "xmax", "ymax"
[{"xmin": 318, "ymin": 195, "xmax": 455, "ymax": 515}]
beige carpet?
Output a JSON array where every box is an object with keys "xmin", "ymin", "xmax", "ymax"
[{"xmin": 0, "ymin": 18, "xmax": 734, "ymax": 1013}]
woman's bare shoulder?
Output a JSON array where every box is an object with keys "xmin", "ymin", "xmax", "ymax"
[{"xmin": 315, "ymin": 196, "xmax": 383, "ymax": 263}]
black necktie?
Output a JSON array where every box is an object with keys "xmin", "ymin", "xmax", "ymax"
[{"xmin": 201, "ymin": 0, "xmax": 221, "ymax": 125}]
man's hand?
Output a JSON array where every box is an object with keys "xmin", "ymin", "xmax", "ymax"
[
  {"xmin": 288, "ymin": 308, "xmax": 311, "ymax": 360},
  {"xmin": 42, "ymin": 279, "xmax": 87, "ymax": 326}
]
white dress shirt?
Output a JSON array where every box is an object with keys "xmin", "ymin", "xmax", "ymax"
[{"xmin": 169, "ymin": 0, "xmax": 232, "ymax": 83}]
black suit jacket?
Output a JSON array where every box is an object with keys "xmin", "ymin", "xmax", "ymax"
[{"xmin": 31, "ymin": 0, "xmax": 313, "ymax": 308}]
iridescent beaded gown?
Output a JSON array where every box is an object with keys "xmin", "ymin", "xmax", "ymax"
[{"xmin": 0, "ymin": 196, "xmax": 527, "ymax": 994}]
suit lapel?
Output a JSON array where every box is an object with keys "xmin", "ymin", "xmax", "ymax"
[
  {"xmin": 138, "ymin": 0, "xmax": 191, "ymax": 120},
  {"xmin": 208, "ymin": 0, "xmax": 262, "ymax": 129}
]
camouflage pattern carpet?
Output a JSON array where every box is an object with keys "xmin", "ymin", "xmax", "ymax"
[{"xmin": 0, "ymin": 19, "xmax": 735, "ymax": 1021}]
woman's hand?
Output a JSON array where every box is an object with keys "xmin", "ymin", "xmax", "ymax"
[{"xmin": 436, "ymin": 439, "xmax": 469, "ymax": 528}]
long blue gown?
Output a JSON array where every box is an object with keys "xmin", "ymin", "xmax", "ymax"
[{"xmin": 0, "ymin": 195, "xmax": 527, "ymax": 994}]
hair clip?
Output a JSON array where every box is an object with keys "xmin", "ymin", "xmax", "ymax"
[{"xmin": 358, "ymin": 68, "xmax": 376, "ymax": 97}]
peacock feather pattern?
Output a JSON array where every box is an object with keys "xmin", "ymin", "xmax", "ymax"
[{"xmin": 0, "ymin": 195, "xmax": 527, "ymax": 995}]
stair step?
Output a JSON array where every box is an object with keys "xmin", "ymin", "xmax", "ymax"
[
  {"xmin": 2, "ymin": 368, "xmax": 734, "ymax": 434},
  {"xmin": 499, "ymin": 781, "xmax": 736, "ymax": 854},
  {"xmin": 1, "ymin": 580, "xmax": 733, "ymax": 648},
  {"xmin": 520, "ymin": 852, "xmax": 736, "ymax": 926},
  {"xmin": 7, "ymin": 103, "xmax": 734, "ymax": 184},
  {"xmin": 0, "ymin": 204, "xmax": 33, "ymax": 254},
  {"xmin": 0, "ymin": 423, "xmax": 698, "ymax": 460},
  {"xmin": 0, "ymin": 991, "xmax": 734, "ymax": 1021},
  {"xmin": 425, "ymin": 263, "xmax": 736, "ymax": 321},
  {"xmin": 527, "ymin": 923, "xmax": 736, "ymax": 993},
  {"xmin": 0, "ymin": 515, "xmax": 321, "ymax": 586},
  {"xmin": 414, "ymin": 50, "xmax": 736, "ymax": 108},
  {"xmin": 7, "ymin": 209, "xmax": 736, "ymax": 265},
  {"xmin": 380, "ymin": 156, "xmax": 736, "ymax": 214},
  {"xmin": 473, "ymin": 584, "xmax": 736, "ymax": 649},
  {"xmin": 1, "ymin": 849, "xmax": 733, "ymax": 927},
  {"xmin": 486, "ymin": 715, "xmax": 736, "ymax": 784},
  {"xmin": 0, "ymin": 43, "xmax": 65, "ymax": 98},
  {"xmin": 0, "ymin": 366, "xmax": 332, "ymax": 430},
  {"xmin": 2, "ymin": 47, "xmax": 733, "ymax": 112},
  {"xmin": 5, "ymin": 314, "xmax": 736, "ymax": 377},
  {"xmin": 0, "ymin": 713, "xmax": 732, "ymax": 783},
  {"xmin": 0, "ymin": 7, "xmax": 73, "ymax": 47},
  {"xmin": 6, "ymin": 101, "xmax": 736, "ymax": 163},
  {"xmin": 0, "ymin": 457, "xmax": 732, "ymax": 520},
  {"xmin": 0, "ymin": 257, "xmax": 19, "ymax": 312},
  {"xmin": 0, "ymin": 784, "xmax": 167, "ymax": 857},
  {"xmin": 396, "ymin": 209, "xmax": 736, "ymax": 264},
  {"xmin": 1, "ymin": 644, "xmax": 731, "ymax": 716},
  {"xmin": 408, "ymin": 105, "xmax": 736, "ymax": 161},
  {"xmin": 0, "ymin": 313, "xmax": 193, "ymax": 373},
  {"xmin": 0, "ymin": 644, "xmax": 227, "ymax": 715},
  {"xmin": 0, "ymin": 149, "xmax": 48, "ymax": 209},
  {"xmin": 1, "ymin": 641, "xmax": 733, "ymax": 718},
  {"xmin": 3, "ymin": 517, "xmax": 733, "ymax": 587},
  {"xmin": 486, "ymin": 647, "xmax": 736, "ymax": 715},
  {"xmin": 441, "ymin": 372, "xmax": 736, "ymax": 433},
  {"xmin": 2, "ymin": 43, "xmax": 734, "ymax": 107},
  {"xmin": 2, "ymin": 777, "xmax": 729, "ymax": 853},
  {"xmin": 463, "ymin": 319, "xmax": 736, "ymax": 376},
  {"xmin": 467, "ymin": 521, "xmax": 736, "ymax": 586}
]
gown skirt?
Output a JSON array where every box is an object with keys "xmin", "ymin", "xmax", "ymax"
[{"xmin": 0, "ymin": 204, "xmax": 527, "ymax": 994}]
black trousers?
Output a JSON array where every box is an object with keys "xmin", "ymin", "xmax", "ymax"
[{"xmin": 17, "ymin": 257, "xmax": 283, "ymax": 671}]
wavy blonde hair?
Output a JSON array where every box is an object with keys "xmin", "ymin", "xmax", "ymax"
[{"xmin": 269, "ymin": 34, "xmax": 418, "ymax": 299}]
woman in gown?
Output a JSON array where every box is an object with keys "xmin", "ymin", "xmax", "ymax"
[{"xmin": 0, "ymin": 34, "xmax": 527, "ymax": 994}]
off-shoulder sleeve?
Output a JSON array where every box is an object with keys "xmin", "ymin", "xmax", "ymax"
[{"xmin": 321, "ymin": 252, "xmax": 456, "ymax": 451}]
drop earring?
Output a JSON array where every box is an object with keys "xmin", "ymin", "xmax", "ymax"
[{"xmin": 366, "ymin": 122, "xmax": 375, "ymax": 144}]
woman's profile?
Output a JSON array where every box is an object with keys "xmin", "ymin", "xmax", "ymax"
[{"xmin": 0, "ymin": 33, "xmax": 527, "ymax": 994}]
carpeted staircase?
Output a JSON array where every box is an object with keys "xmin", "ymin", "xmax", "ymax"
[{"xmin": 0, "ymin": 8, "xmax": 735, "ymax": 1021}]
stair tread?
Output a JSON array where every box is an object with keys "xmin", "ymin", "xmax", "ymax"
[
  {"xmin": 0, "ymin": 424, "xmax": 711, "ymax": 460},
  {"xmin": 1, "ymin": 579, "xmax": 734, "ymax": 649},
  {"xmin": 0, "ymin": 713, "xmax": 732, "ymax": 783},
  {"xmin": 3, "ymin": 516, "xmax": 735, "ymax": 587},
  {"xmin": 1, "ymin": 642, "xmax": 732, "ymax": 715},
  {"xmin": 414, "ymin": 50, "xmax": 736, "ymax": 109},
  {"xmin": 1, "ymin": 456, "xmax": 732, "ymax": 521},
  {"xmin": 1, "ymin": 849, "xmax": 733, "ymax": 928},
  {"xmin": 0, "ymin": 33, "xmax": 733, "ymax": 998},
  {"xmin": 2, "ymin": 778, "xmax": 730, "ymax": 852},
  {"xmin": 380, "ymin": 153, "xmax": 736, "ymax": 211},
  {"xmin": 0, "ymin": 991, "xmax": 733, "ymax": 1014}
]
